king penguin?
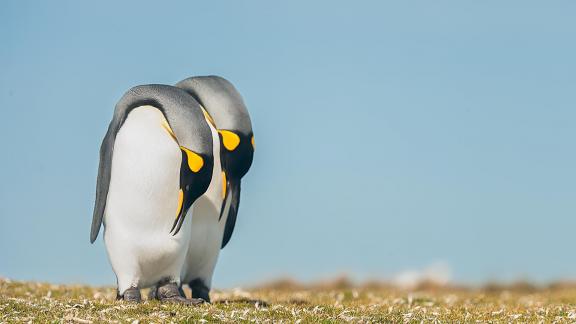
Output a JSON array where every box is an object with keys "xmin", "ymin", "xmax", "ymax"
[
  {"xmin": 90, "ymin": 84, "xmax": 214, "ymax": 304},
  {"xmin": 174, "ymin": 76, "xmax": 254, "ymax": 302}
]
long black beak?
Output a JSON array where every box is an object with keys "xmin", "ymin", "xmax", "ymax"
[
  {"xmin": 220, "ymin": 178, "xmax": 241, "ymax": 248},
  {"xmin": 170, "ymin": 149, "xmax": 213, "ymax": 236},
  {"xmin": 170, "ymin": 187, "xmax": 195, "ymax": 236}
]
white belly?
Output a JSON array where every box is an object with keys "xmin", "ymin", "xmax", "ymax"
[
  {"xmin": 182, "ymin": 123, "xmax": 225, "ymax": 287},
  {"xmin": 103, "ymin": 106, "xmax": 190, "ymax": 293}
]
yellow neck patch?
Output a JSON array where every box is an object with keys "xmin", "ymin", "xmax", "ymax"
[
  {"xmin": 221, "ymin": 171, "xmax": 227, "ymax": 198},
  {"xmin": 180, "ymin": 146, "xmax": 204, "ymax": 172},
  {"xmin": 161, "ymin": 116, "xmax": 177, "ymax": 142},
  {"xmin": 219, "ymin": 130, "xmax": 240, "ymax": 151},
  {"xmin": 176, "ymin": 189, "xmax": 184, "ymax": 216},
  {"xmin": 251, "ymin": 135, "xmax": 255, "ymax": 150},
  {"xmin": 200, "ymin": 105, "xmax": 217, "ymax": 129}
]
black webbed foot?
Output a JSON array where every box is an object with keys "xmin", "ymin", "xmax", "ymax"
[
  {"xmin": 157, "ymin": 282, "xmax": 204, "ymax": 305},
  {"xmin": 118, "ymin": 287, "xmax": 141, "ymax": 303},
  {"xmin": 189, "ymin": 278, "xmax": 211, "ymax": 303}
]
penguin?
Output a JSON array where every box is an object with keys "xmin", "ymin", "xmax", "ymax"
[
  {"xmin": 174, "ymin": 76, "xmax": 254, "ymax": 302},
  {"xmin": 90, "ymin": 84, "xmax": 214, "ymax": 304}
]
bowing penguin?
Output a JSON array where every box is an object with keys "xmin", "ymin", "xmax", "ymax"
[
  {"xmin": 171, "ymin": 76, "xmax": 254, "ymax": 302},
  {"xmin": 90, "ymin": 85, "xmax": 213, "ymax": 304}
]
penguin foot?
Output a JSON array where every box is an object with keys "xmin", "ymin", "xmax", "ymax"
[
  {"xmin": 149, "ymin": 284, "xmax": 187, "ymax": 300},
  {"xmin": 189, "ymin": 279, "xmax": 211, "ymax": 303},
  {"xmin": 178, "ymin": 285, "xmax": 187, "ymax": 298},
  {"xmin": 148, "ymin": 285, "xmax": 157, "ymax": 300},
  {"xmin": 157, "ymin": 282, "xmax": 205, "ymax": 305},
  {"xmin": 121, "ymin": 287, "xmax": 142, "ymax": 303}
]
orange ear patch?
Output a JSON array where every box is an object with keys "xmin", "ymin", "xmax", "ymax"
[
  {"xmin": 180, "ymin": 146, "xmax": 204, "ymax": 172},
  {"xmin": 219, "ymin": 130, "xmax": 241, "ymax": 151}
]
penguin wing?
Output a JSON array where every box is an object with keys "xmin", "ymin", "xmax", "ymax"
[
  {"xmin": 90, "ymin": 85, "xmax": 213, "ymax": 243},
  {"xmin": 90, "ymin": 107, "xmax": 124, "ymax": 243}
]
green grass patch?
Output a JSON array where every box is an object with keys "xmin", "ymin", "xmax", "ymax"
[{"xmin": 3, "ymin": 278, "xmax": 576, "ymax": 322}]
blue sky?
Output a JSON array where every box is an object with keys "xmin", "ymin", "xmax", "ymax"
[{"xmin": 1, "ymin": 1, "xmax": 575, "ymax": 288}]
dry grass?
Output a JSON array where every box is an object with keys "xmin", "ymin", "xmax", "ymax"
[{"xmin": 3, "ymin": 277, "xmax": 576, "ymax": 323}]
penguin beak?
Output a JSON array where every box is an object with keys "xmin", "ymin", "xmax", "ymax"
[
  {"xmin": 219, "ymin": 178, "xmax": 241, "ymax": 248},
  {"xmin": 170, "ymin": 149, "xmax": 213, "ymax": 236},
  {"xmin": 228, "ymin": 180, "xmax": 241, "ymax": 225},
  {"xmin": 170, "ymin": 188, "xmax": 194, "ymax": 236},
  {"xmin": 219, "ymin": 178, "xmax": 240, "ymax": 222},
  {"xmin": 170, "ymin": 178, "xmax": 210, "ymax": 236}
]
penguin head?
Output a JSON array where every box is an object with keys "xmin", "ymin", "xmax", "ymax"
[
  {"xmin": 218, "ymin": 129, "xmax": 254, "ymax": 180},
  {"xmin": 139, "ymin": 85, "xmax": 216, "ymax": 236},
  {"xmin": 169, "ymin": 144, "xmax": 214, "ymax": 237},
  {"xmin": 179, "ymin": 147, "xmax": 214, "ymax": 201},
  {"xmin": 176, "ymin": 75, "xmax": 254, "ymax": 180}
]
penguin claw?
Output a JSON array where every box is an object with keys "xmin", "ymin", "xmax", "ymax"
[
  {"xmin": 188, "ymin": 297, "xmax": 207, "ymax": 305},
  {"xmin": 188, "ymin": 279, "xmax": 211, "ymax": 303},
  {"xmin": 120, "ymin": 287, "xmax": 142, "ymax": 303},
  {"xmin": 156, "ymin": 282, "xmax": 205, "ymax": 306},
  {"xmin": 148, "ymin": 286, "xmax": 158, "ymax": 300},
  {"xmin": 162, "ymin": 296, "xmax": 206, "ymax": 305}
]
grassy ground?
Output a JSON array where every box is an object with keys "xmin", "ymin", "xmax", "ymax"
[{"xmin": 3, "ymin": 278, "xmax": 576, "ymax": 323}]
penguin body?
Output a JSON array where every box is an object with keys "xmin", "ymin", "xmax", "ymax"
[
  {"xmin": 180, "ymin": 121, "xmax": 225, "ymax": 295},
  {"xmin": 104, "ymin": 106, "xmax": 186, "ymax": 293},
  {"xmin": 176, "ymin": 76, "xmax": 254, "ymax": 301},
  {"xmin": 91, "ymin": 85, "xmax": 213, "ymax": 300}
]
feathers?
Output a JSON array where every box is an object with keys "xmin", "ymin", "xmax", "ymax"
[{"xmin": 91, "ymin": 85, "xmax": 213, "ymax": 242}]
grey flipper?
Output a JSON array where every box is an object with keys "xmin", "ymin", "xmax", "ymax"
[{"xmin": 90, "ymin": 85, "xmax": 213, "ymax": 243}]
